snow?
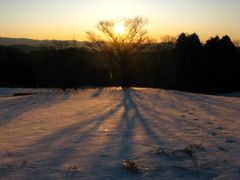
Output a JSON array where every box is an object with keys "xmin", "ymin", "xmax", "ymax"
[{"xmin": 0, "ymin": 87, "xmax": 239, "ymax": 179}]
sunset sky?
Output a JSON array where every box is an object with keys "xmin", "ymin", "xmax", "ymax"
[{"xmin": 0, "ymin": 0, "xmax": 239, "ymax": 42}]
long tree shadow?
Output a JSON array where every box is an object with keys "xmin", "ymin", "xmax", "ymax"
[
  {"xmin": 1, "ymin": 88, "xmax": 238, "ymax": 179},
  {"xmin": 0, "ymin": 89, "xmax": 162, "ymax": 178},
  {"xmin": 117, "ymin": 89, "xmax": 168, "ymax": 153},
  {"xmin": 0, "ymin": 91, "xmax": 71, "ymax": 126},
  {"xmin": 0, "ymin": 89, "xmax": 125, "ymax": 178},
  {"xmin": 0, "ymin": 88, "xmax": 190, "ymax": 179}
]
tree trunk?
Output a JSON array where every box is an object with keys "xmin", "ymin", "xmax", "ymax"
[{"xmin": 121, "ymin": 62, "xmax": 130, "ymax": 87}]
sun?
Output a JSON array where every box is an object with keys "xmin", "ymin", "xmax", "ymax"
[{"xmin": 114, "ymin": 22, "xmax": 125, "ymax": 34}]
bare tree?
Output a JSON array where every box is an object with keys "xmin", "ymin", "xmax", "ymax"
[
  {"xmin": 41, "ymin": 40, "xmax": 70, "ymax": 51},
  {"xmin": 148, "ymin": 35, "xmax": 177, "ymax": 60},
  {"xmin": 86, "ymin": 16, "xmax": 149, "ymax": 87},
  {"xmin": 233, "ymin": 39, "xmax": 240, "ymax": 47},
  {"xmin": 148, "ymin": 35, "xmax": 177, "ymax": 87}
]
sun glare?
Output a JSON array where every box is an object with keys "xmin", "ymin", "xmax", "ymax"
[{"xmin": 114, "ymin": 22, "xmax": 125, "ymax": 34}]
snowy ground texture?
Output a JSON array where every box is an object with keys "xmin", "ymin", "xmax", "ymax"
[{"xmin": 0, "ymin": 87, "xmax": 239, "ymax": 180}]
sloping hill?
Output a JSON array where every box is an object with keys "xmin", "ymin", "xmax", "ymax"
[
  {"xmin": 0, "ymin": 87, "xmax": 239, "ymax": 179},
  {"xmin": 8, "ymin": 45, "xmax": 41, "ymax": 53},
  {"xmin": 0, "ymin": 37, "xmax": 43, "ymax": 46}
]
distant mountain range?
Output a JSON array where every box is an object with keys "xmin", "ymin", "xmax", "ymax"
[
  {"xmin": 0, "ymin": 37, "xmax": 86, "ymax": 46},
  {"xmin": 0, "ymin": 37, "xmax": 87, "ymax": 53},
  {"xmin": 0, "ymin": 37, "xmax": 47, "ymax": 46}
]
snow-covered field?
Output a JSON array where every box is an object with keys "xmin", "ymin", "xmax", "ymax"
[{"xmin": 0, "ymin": 87, "xmax": 239, "ymax": 180}]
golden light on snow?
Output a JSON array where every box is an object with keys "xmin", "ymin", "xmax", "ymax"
[
  {"xmin": 114, "ymin": 22, "xmax": 125, "ymax": 35},
  {"xmin": 0, "ymin": 88, "xmax": 239, "ymax": 178}
]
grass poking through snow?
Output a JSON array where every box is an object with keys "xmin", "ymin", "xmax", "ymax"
[
  {"xmin": 67, "ymin": 166, "xmax": 79, "ymax": 172},
  {"xmin": 183, "ymin": 144, "xmax": 205, "ymax": 157},
  {"xmin": 122, "ymin": 158, "xmax": 141, "ymax": 174},
  {"xmin": 151, "ymin": 146, "xmax": 170, "ymax": 156}
]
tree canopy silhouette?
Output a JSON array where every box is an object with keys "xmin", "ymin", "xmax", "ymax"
[
  {"xmin": 175, "ymin": 33, "xmax": 203, "ymax": 91},
  {"xmin": 202, "ymin": 35, "xmax": 238, "ymax": 92},
  {"xmin": 86, "ymin": 16, "xmax": 149, "ymax": 87}
]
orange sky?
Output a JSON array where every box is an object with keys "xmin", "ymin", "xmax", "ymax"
[{"xmin": 0, "ymin": 0, "xmax": 239, "ymax": 42}]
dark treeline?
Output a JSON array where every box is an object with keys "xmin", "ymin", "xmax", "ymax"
[
  {"xmin": 148, "ymin": 33, "xmax": 240, "ymax": 94},
  {"xmin": 0, "ymin": 33, "xmax": 239, "ymax": 94}
]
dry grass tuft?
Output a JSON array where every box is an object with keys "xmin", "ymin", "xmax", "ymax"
[
  {"xmin": 122, "ymin": 158, "xmax": 140, "ymax": 174},
  {"xmin": 68, "ymin": 165, "xmax": 79, "ymax": 172},
  {"xmin": 151, "ymin": 147, "xmax": 170, "ymax": 156},
  {"xmin": 172, "ymin": 165, "xmax": 189, "ymax": 170},
  {"xmin": 184, "ymin": 144, "xmax": 204, "ymax": 157}
]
